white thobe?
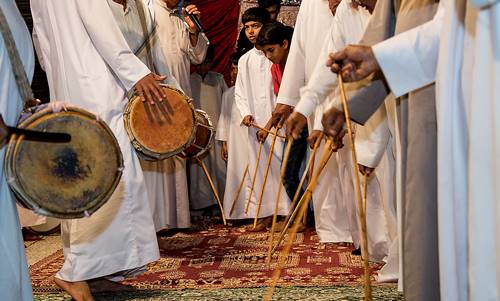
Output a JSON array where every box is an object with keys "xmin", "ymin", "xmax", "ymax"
[
  {"xmin": 372, "ymin": 0, "xmax": 500, "ymax": 299},
  {"xmin": 234, "ymin": 48, "xmax": 291, "ymax": 218},
  {"xmin": 299, "ymin": 0, "xmax": 391, "ymax": 261},
  {"xmin": 108, "ymin": 0, "xmax": 190, "ymax": 230},
  {"xmin": 0, "ymin": 1, "xmax": 34, "ymax": 299},
  {"xmin": 189, "ymin": 71, "xmax": 228, "ymax": 209},
  {"xmin": 216, "ymin": 87, "xmax": 252, "ymax": 218},
  {"xmin": 311, "ymin": 101, "xmax": 353, "ymax": 243},
  {"xmin": 31, "ymin": 0, "xmax": 159, "ymax": 281},
  {"xmin": 278, "ymin": 0, "xmax": 353, "ymax": 242},
  {"xmin": 154, "ymin": 0, "xmax": 208, "ymax": 98}
]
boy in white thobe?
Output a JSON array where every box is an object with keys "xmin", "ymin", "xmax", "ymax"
[
  {"xmin": 107, "ymin": 0, "xmax": 191, "ymax": 231},
  {"xmin": 189, "ymin": 48, "xmax": 228, "ymax": 210},
  {"xmin": 31, "ymin": 0, "xmax": 164, "ymax": 298},
  {"xmin": 0, "ymin": 1, "xmax": 34, "ymax": 299},
  {"xmin": 216, "ymin": 53, "xmax": 251, "ymax": 219},
  {"xmin": 235, "ymin": 8, "xmax": 290, "ymax": 229}
]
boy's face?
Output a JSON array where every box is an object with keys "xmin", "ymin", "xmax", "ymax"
[
  {"xmin": 230, "ymin": 63, "xmax": 238, "ymax": 86},
  {"xmin": 262, "ymin": 41, "xmax": 288, "ymax": 65},
  {"xmin": 265, "ymin": 5, "xmax": 280, "ymax": 21},
  {"xmin": 197, "ymin": 59, "xmax": 213, "ymax": 76},
  {"xmin": 244, "ymin": 21, "xmax": 263, "ymax": 44}
]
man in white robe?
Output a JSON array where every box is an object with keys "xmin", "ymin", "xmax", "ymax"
[
  {"xmin": 154, "ymin": 0, "xmax": 208, "ymax": 98},
  {"xmin": 235, "ymin": 8, "xmax": 290, "ymax": 228},
  {"xmin": 287, "ymin": 0, "xmax": 392, "ymax": 262},
  {"xmin": 0, "ymin": 1, "xmax": 34, "ymax": 299},
  {"xmin": 189, "ymin": 50, "xmax": 228, "ymax": 210},
  {"xmin": 107, "ymin": 0, "xmax": 191, "ymax": 231},
  {"xmin": 31, "ymin": 0, "xmax": 165, "ymax": 298},
  {"xmin": 328, "ymin": 0, "xmax": 500, "ymax": 299},
  {"xmin": 269, "ymin": 0, "xmax": 354, "ymax": 240}
]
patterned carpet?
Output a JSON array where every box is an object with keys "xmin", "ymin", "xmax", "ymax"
[{"xmin": 30, "ymin": 222, "xmax": 404, "ymax": 300}]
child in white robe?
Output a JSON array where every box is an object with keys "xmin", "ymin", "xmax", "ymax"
[
  {"xmin": 235, "ymin": 8, "xmax": 290, "ymax": 230},
  {"xmin": 189, "ymin": 46, "xmax": 228, "ymax": 211}
]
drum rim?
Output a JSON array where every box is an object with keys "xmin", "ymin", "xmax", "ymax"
[
  {"xmin": 180, "ymin": 109, "xmax": 216, "ymax": 159},
  {"xmin": 5, "ymin": 106, "xmax": 124, "ymax": 219},
  {"xmin": 124, "ymin": 84, "xmax": 197, "ymax": 161}
]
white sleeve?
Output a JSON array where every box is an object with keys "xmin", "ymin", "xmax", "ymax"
[
  {"xmin": 234, "ymin": 58, "xmax": 251, "ymax": 122},
  {"xmin": 188, "ymin": 33, "xmax": 209, "ymax": 65},
  {"xmin": 355, "ymin": 106, "xmax": 391, "ymax": 168},
  {"xmin": 276, "ymin": 5, "xmax": 307, "ymax": 107},
  {"xmin": 75, "ymin": 0, "xmax": 150, "ymax": 91},
  {"xmin": 216, "ymin": 89, "xmax": 232, "ymax": 141},
  {"xmin": 295, "ymin": 22, "xmax": 340, "ymax": 118},
  {"xmin": 372, "ymin": 1, "xmax": 444, "ymax": 98}
]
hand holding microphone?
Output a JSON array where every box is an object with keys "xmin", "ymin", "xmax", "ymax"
[{"xmin": 183, "ymin": 4, "xmax": 203, "ymax": 34}]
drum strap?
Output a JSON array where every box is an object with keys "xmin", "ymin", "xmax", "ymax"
[
  {"xmin": 0, "ymin": 7, "xmax": 33, "ymax": 105},
  {"xmin": 135, "ymin": 0, "xmax": 156, "ymax": 73}
]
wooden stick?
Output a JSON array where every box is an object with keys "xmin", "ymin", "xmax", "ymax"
[
  {"xmin": 338, "ymin": 74, "xmax": 372, "ymax": 300},
  {"xmin": 363, "ymin": 173, "xmax": 368, "ymax": 216},
  {"xmin": 267, "ymin": 137, "xmax": 294, "ymax": 262},
  {"xmin": 196, "ymin": 157, "xmax": 227, "ymax": 226},
  {"xmin": 229, "ymin": 164, "xmax": 249, "ymax": 217},
  {"xmin": 253, "ymin": 126, "xmax": 280, "ymax": 228},
  {"xmin": 250, "ymin": 123, "xmax": 286, "ymax": 139},
  {"xmin": 245, "ymin": 141, "xmax": 264, "ymax": 215},
  {"xmin": 270, "ymin": 134, "xmax": 323, "ymax": 255},
  {"xmin": 265, "ymin": 139, "xmax": 335, "ymax": 301}
]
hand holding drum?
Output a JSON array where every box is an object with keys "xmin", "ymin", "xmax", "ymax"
[{"xmin": 134, "ymin": 73, "xmax": 168, "ymax": 105}]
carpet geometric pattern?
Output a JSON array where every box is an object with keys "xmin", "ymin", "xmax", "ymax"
[{"xmin": 30, "ymin": 224, "xmax": 402, "ymax": 300}]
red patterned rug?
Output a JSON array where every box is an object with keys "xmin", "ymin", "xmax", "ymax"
[{"xmin": 30, "ymin": 224, "xmax": 383, "ymax": 294}]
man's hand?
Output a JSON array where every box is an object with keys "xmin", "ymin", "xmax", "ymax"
[
  {"xmin": 307, "ymin": 130, "xmax": 323, "ymax": 149},
  {"xmin": 135, "ymin": 73, "xmax": 167, "ymax": 105},
  {"xmin": 221, "ymin": 141, "xmax": 228, "ymax": 162},
  {"xmin": 271, "ymin": 104, "xmax": 294, "ymax": 128},
  {"xmin": 183, "ymin": 4, "xmax": 201, "ymax": 34},
  {"xmin": 358, "ymin": 164, "xmax": 375, "ymax": 176},
  {"xmin": 285, "ymin": 111, "xmax": 307, "ymax": 140},
  {"xmin": 322, "ymin": 107, "xmax": 347, "ymax": 141},
  {"xmin": 327, "ymin": 45, "xmax": 380, "ymax": 82},
  {"xmin": 256, "ymin": 129, "xmax": 269, "ymax": 143},
  {"xmin": 242, "ymin": 115, "xmax": 254, "ymax": 127},
  {"xmin": 0, "ymin": 115, "xmax": 9, "ymax": 146}
]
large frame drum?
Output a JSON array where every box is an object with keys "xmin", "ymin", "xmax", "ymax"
[
  {"xmin": 124, "ymin": 84, "xmax": 197, "ymax": 161},
  {"xmin": 5, "ymin": 106, "xmax": 124, "ymax": 219}
]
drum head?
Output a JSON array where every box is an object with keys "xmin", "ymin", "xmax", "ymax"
[
  {"xmin": 125, "ymin": 85, "xmax": 196, "ymax": 160},
  {"xmin": 5, "ymin": 107, "xmax": 123, "ymax": 219}
]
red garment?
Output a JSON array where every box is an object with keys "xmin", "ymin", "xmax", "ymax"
[
  {"xmin": 191, "ymin": 0, "xmax": 240, "ymax": 85},
  {"xmin": 271, "ymin": 63, "xmax": 284, "ymax": 95}
]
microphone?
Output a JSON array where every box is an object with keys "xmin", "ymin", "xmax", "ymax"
[{"xmin": 186, "ymin": 13, "xmax": 204, "ymax": 33}]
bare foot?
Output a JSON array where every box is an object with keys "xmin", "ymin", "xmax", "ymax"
[
  {"xmin": 247, "ymin": 217, "xmax": 271, "ymax": 232},
  {"xmin": 54, "ymin": 277, "xmax": 94, "ymax": 301}
]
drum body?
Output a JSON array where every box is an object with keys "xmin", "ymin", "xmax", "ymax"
[
  {"xmin": 179, "ymin": 109, "xmax": 215, "ymax": 158},
  {"xmin": 5, "ymin": 105, "xmax": 124, "ymax": 219},
  {"xmin": 124, "ymin": 84, "xmax": 197, "ymax": 161}
]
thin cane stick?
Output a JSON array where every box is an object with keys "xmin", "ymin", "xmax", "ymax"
[
  {"xmin": 245, "ymin": 141, "xmax": 264, "ymax": 215},
  {"xmin": 265, "ymin": 139, "xmax": 335, "ymax": 301},
  {"xmin": 229, "ymin": 164, "xmax": 249, "ymax": 217},
  {"xmin": 270, "ymin": 135, "xmax": 323, "ymax": 255},
  {"xmin": 338, "ymin": 74, "xmax": 372, "ymax": 300},
  {"xmin": 253, "ymin": 126, "xmax": 280, "ymax": 228},
  {"xmin": 196, "ymin": 157, "xmax": 227, "ymax": 226},
  {"xmin": 267, "ymin": 138, "xmax": 294, "ymax": 262},
  {"xmin": 363, "ymin": 173, "xmax": 368, "ymax": 216},
  {"xmin": 250, "ymin": 123, "xmax": 286, "ymax": 139}
]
